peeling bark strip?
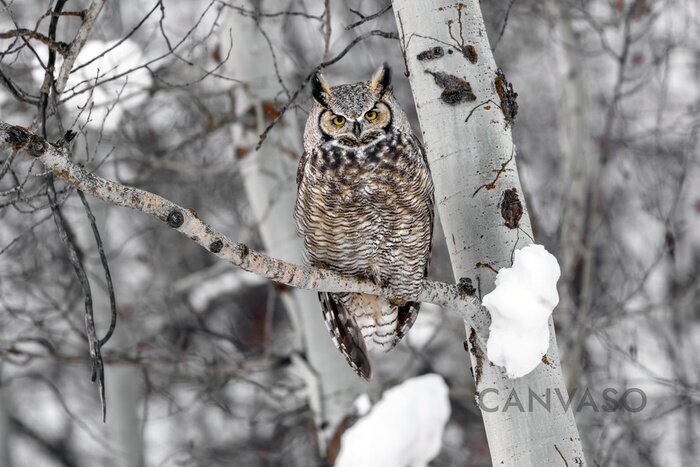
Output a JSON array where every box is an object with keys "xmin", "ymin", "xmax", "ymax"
[
  {"xmin": 0, "ymin": 122, "xmax": 480, "ymax": 315},
  {"xmin": 425, "ymin": 70, "xmax": 476, "ymax": 104},
  {"xmin": 494, "ymin": 68, "xmax": 518, "ymax": 126},
  {"xmin": 500, "ymin": 188, "xmax": 522, "ymax": 229}
]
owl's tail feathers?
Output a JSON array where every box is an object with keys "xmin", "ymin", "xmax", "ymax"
[
  {"xmin": 318, "ymin": 292, "xmax": 372, "ymax": 380},
  {"xmin": 394, "ymin": 300, "xmax": 421, "ymax": 346}
]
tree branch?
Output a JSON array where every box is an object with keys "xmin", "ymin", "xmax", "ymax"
[{"xmin": 0, "ymin": 122, "xmax": 480, "ymax": 318}]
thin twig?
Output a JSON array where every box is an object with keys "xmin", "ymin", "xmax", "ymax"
[
  {"xmin": 0, "ymin": 146, "xmax": 17, "ymax": 180},
  {"xmin": 47, "ymin": 176, "xmax": 106, "ymax": 423},
  {"xmin": 77, "ymin": 190, "xmax": 117, "ymax": 347},
  {"xmin": 492, "ymin": 0, "xmax": 518, "ymax": 53},
  {"xmin": 346, "ymin": 3, "xmax": 391, "ymax": 30}
]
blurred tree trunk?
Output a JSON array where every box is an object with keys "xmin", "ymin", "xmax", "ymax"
[
  {"xmin": 553, "ymin": 1, "xmax": 595, "ymax": 390},
  {"xmin": 392, "ymin": 1, "xmax": 586, "ymax": 465},
  {"xmin": 556, "ymin": 1, "xmax": 590, "ymax": 283},
  {"xmin": 0, "ymin": 389, "xmax": 10, "ymax": 467},
  {"xmin": 222, "ymin": 1, "xmax": 363, "ymax": 456},
  {"xmin": 106, "ymin": 329, "xmax": 143, "ymax": 467}
]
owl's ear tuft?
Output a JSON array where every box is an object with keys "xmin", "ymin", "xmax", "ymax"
[
  {"xmin": 311, "ymin": 72, "xmax": 332, "ymax": 107},
  {"xmin": 369, "ymin": 63, "xmax": 392, "ymax": 99}
]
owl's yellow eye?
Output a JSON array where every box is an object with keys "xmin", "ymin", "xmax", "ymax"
[
  {"xmin": 365, "ymin": 110, "xmax": 378, "ymax": 121},
  {"xmin": 332, "ymin": 115, "xmax": 346, "ymax": 126}
]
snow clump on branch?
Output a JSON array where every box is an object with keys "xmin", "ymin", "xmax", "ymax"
[{"xmin": 482, "ymin": 244, "xmax": 561, "ymax": 378}]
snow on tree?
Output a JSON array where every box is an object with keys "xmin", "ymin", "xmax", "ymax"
[{"xmin": 483, "ymin": 244, "xmax": 561, "ymax": 378}]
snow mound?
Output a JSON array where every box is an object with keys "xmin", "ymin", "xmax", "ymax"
[
  {"xmin": 336, "ymin": 374, "xmax": 451, "ymax": 467},
  {"xmin": 482, "ymin": 244, "xmax": 560, "ymax": 378}
]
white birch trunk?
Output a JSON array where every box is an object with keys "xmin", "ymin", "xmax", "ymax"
[
  {"xmin": 392, "ymin": 1, "xmax": 586, "ymax": 465},
  {"xmin": 222, "ymin": 2, "xmax": 363, "ymax": 454}
]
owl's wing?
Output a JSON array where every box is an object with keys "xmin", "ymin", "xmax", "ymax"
[
  {"xmin": 318, "ymin": 292, "xmax": 372, "ymax": 380},
  {"xmin": 395, "ymin": 136, "xmax": 435, "ymax": 343},
  {"xmin": 296, "ymin": 149, "xmax": 310, "ymax": 187}
]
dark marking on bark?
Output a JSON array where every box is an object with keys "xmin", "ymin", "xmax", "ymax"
[
  {"xmin": 417, "ymin": 46, "xmax": 444, "ymax": 61},
  {"xmin": 236, "ymin": 243, "xmax": 250, "ymax": 260},
  {"xmin": 501, "ymin": 188, "xmax": 522, "ymax": 229},
  {"xmin": 472, "ymin": 153, "xmax": 513, "ymax": 196},
  {"xmin": 187, "ymin": 207, "xmax": 199, "ymax": 219},
  {"xmin": 495, "ymin": 68, "xmax": 518, "ymax": 126},
  {"xmin": 475, "ymin": 262, "xmax": 498, "ymax": 274},
  {"xmin": 3, "ymin": 125, "xmax": 48, "ymax": 156},
  {"xmin": 554, "ymin": 444, "xmax": 569, "ymax": 467},
  {"xmin": 209, "ymin": 239, "xmax": 223, "ymax": 253},
  {"xmin": 4, "ymin": 124, "xmax": 29, "ymax": 145},
  {"xmin": 458, "ymin": 277, "xmax": 476, "ymax": 296},
  {"xmin": 425, "ymin": 70, "xmax": 476, "ymax": 105},
  {"xmin": 444, "ymin": 2, "xmax": 478, "ymax": 63},
  {"xmin": 166, "ymin": 209, "xmax": 184, "ymax": 228},
  {"xmin": 468, "ymin": 327, "xmax": 484, "ymax": 387},
  {"xmin": 465, "ymin": 44, "xmax": 477, "ymax": 63}
]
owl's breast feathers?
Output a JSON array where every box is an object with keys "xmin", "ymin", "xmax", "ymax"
[{"xmin": 295, "ymin": 131, "xmax": 434, "ymax": 379}]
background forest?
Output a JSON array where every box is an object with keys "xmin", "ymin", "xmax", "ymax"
[{"xmin": 0, "ymin": 0, "xmax": 699, "ymax": 466}]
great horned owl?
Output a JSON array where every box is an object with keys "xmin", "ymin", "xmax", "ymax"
[{"xmin": 294, "ymin": 64, "xmax": 434, "ymax": 380}]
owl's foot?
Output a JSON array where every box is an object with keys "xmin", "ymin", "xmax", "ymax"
[{"xmin": 313, "ymin": 261, "xmax": 331, "ymax": 270}]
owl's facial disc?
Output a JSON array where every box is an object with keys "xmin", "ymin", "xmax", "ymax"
[{"xmin": 319, "ymin": 102, "xmax": 392, "ymax": 146}]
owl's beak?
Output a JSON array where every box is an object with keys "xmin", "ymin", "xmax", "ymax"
[{"xmin": 352, "ymin": 121, "xmax": 362, "ymax": 137}]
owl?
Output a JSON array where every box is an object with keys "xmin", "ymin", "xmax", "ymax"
[{"xmin": 294, "ymin": 64, "xmax": 434, "ymax": 380}]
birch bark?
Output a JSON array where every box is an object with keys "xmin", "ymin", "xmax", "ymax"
[
  {"xmin": 392, "ymin": 1, "xmax": 586, "ymax": 465},
  {"xmin": 222, "ymin": 2, "xmax": 363, "ymax": 454}
]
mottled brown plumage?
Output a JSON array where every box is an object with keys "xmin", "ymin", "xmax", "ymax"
[{"xmin": 295, "ymin": 64, "xmax": 434, "ymax": 379}]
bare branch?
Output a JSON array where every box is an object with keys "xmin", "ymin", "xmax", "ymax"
[
  {"xmin": 346, "ymin": 4, "xmax": 392, "ymax": 30},
  {"xmin": 54, "ymin": 0, "xmax": 107, "ymax": 97},
  {"xmin": 0, "ymin": 122, "xmax": 480, "ymax": 317},
  {"xmin": 0, "ymin": 28, "xmax": 69, "ymax": 55}
]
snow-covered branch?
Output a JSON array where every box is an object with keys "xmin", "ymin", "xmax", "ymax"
[{"xmin": 0, "ymin": 122, "xmax": 479, "ymax": 315}]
